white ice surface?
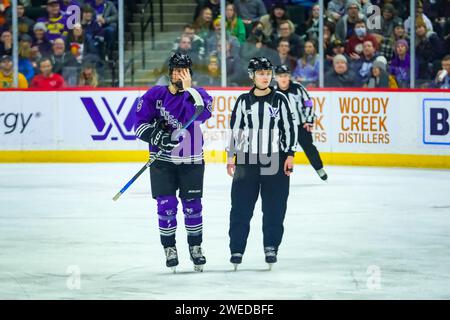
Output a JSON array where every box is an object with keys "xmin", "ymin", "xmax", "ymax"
[{"xmin": 0, "ymin": 163, "xmax": 450, "ymax": 299}]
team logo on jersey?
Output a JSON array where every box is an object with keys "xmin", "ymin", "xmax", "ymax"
[
  {"xmin": 269, "ymin": 106, "xmax": 280, "ymax": 118},
  {"xmin": 81, "ymin": 96, "xmax": 139, "ymax": 141}
]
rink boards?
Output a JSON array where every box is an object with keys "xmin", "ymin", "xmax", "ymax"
[{"xmin": 0, "ymin": 88, "xmax": 449, "ymax": 168}]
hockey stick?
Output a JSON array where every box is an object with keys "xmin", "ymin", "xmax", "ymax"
[{"xmin": 112, "ymin": 89, "xmax": 205, "ymax": 201}]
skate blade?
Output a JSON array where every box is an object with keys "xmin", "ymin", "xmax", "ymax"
[
  {"xmin": 233, "ymin": 264, "xmax": 239, "ymax": 271},
  {"xmin": 267, "ymin": 263, "xmax": 274, "ymax": 271},
  {"xmin": 194, "ymin": 265, "xmax": 203, "ymax": 272},
  {"xmin": 170, "ymin": 267, "xmax": 177, "ymax": 274}
]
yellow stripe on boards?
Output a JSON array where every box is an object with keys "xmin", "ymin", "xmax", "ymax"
[{"xmin": 0, "ymin": 151, "xmax": 449, "ymax": 169}]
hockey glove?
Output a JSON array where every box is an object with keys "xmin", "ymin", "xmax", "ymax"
[{"xmin": 149, "ymin": 119, "xmax": 178, "ymax": 152}]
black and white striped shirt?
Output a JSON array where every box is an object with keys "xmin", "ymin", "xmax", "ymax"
[
  {"xmin": 227, "ymin": 87, "xmax": 297, "ymax": 158},
  {"xmin": 276, "ymin": 81, "xmax": 315, "ymax": 125}
]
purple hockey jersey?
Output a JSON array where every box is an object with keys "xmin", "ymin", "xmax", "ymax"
[{"xmin": 135, "ymin": 85, "xmax": 213, "ymax": 163}]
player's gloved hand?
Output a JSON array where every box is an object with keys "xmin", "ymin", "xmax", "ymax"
[{"xmin": 149, "ymin": 119, "xmax": 178, "ymax": 152}]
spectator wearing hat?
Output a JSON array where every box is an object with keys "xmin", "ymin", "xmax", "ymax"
[
  {"xmin": 345, "ymin": 20, "xmax": 379, "ymax": 59},
  {"xmin": 259, "ymin": 2, "xmax": 294, "ymax": 42},
  {"xmin": 415, "ymin": 17, "xmax": 443, "ymax": 84},
  {"xmin": 324, "ymin": 54, "xmax": 358, "ymax": 87},
  {"xmin": 326, "ymin": 38, "xmax": 346, "ymax": 70},
  {"xmin": 37, "ymin": 0, "xmax": 69, "ymax": 42},
  {"xmin": 225, "ymin": 3, "xmax": 246, "ymax": 44},
  {"xmin": 0, "ymin": 54, "xmax": 28, "ymax": 88},
  {"xmin": 365, "ymin": 55, "xmax": 398, "ymax": 88},
  {"xmin": 375, "ymin": 3, "xmax": 403, "ymax": 39},
  {"xmin": 389, "ymin": 39, "xmax": 418, "ymax": 88},
  {"xmin": 31, "ymin": 57, "xmax": 65, "ymax": 89},
  {"xmin": 18, "ymin": 33, "xmax": 35, "ymax": 82},
  {"xmin": 335, "ymin": 0, "xmax": 366, "ymax": 41},
  {"xmin": 292, "ymin": 40, "xmax": 319, "ymax": 87},
  {"xmin": 379, "ymin": 19, "xmax": 409, "ymax": 63},
  {"xmin": 32, "ymin": 22, "xmax": 52, "ymax": 57},
  {"xmin": 404, "ymin": 0, "xmax": 434, "ymax": 35},
  {"xmin": 0, "ymin": 29, "xmax": 12, "ymax": 56}
]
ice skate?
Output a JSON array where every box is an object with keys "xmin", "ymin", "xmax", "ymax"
[
  {"xmin": 316, "ymin": 168, "xmax": 328, "ymax": 181},
  {"xmin": 264, "ymin": 247, "xmax": 277, "ymax": 270},
  {"xmin": 230, "ymin": 253, "xmax": 243, "ymax": 271},
  {"xmin": 164, "ymin": 246, "xmax": 179, "ymax": 273},
  {"xmin": 189, "ymin": 245, "xmax": 206, "ymax": 272}
]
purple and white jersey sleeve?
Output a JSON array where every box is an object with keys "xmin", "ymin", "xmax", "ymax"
[{"xmin": 134, "ymin": 87, "xmax": 158, "ymax": 143}]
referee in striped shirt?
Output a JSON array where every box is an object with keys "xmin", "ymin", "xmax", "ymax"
[{"xmin": 226, "ymin": 57, "xmax": 298, "ymax": 269}]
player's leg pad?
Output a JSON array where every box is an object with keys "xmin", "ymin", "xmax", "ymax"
[
  {"xmin": 181, "ymin": 198, "xmax": 203, "ymax": 238},
  {"xmin": 157, "ymin": 195, "xmax": 178, "ymax": 239}
]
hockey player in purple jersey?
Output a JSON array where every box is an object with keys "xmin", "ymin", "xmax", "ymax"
[{"xmin": 134, "ymin": 53, "xmax": 213, "ymax": 272}]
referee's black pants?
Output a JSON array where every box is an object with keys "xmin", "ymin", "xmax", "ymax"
[
  {"xmin": 298, "ymin": 124, "xmax": 323, "ymax": 171},
  {"xmin": 229, "ymin": 154, "xmax": 290, "ymax": 254}
]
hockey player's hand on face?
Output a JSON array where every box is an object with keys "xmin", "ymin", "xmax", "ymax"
[
  {"xmin": 179, "ymin": 69, "xmax": 192, "ymax": 90},
  {"xmin": 284, "ymin": 156, "xmax": 294, "ymax": 176},
  {"xmin": 227, "ymin": 157, "xmax": 236, "ymax": 177},
  {"xmin": 303, "ymin": 123, "xmax": 313, "ymax": 132}
]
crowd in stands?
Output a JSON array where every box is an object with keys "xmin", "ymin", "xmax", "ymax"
[
  {"xmin": 1, "ymin": 0, "xmax": 450, "ymax": 89},
  {"xmin": 0, "ymin": 0, "xmax": 117, "ymax": 88},
  {"xmin": 156, "ymin": 0, "xmax": 450, "ymax": 89}
]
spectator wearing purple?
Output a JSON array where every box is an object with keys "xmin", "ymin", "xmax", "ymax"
[
  {"xmin": 59, "ymin": 0, "xmax": 82, "ymax": 15},
  {"xmin": 379, "ymin": 20, "xmax": 409, "ymax": 63},
  {"xmin": 37, "ymin": 0, "xmax": 68, "ymax": 42},
  {"xmin": 292, "ymin": 40, "xmax": 319, "ymax": 87},
  {"xmin": 389, "ymin": 39, "xmax": 417, "ymax": 88},
  {"xmin": 32, "ymin": 22, "xmax": 52, "ymax": 57}
]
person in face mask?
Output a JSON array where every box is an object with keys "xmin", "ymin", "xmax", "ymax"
[{"xmin": 345, "ymin": 20, "xmax": 379, "ymax": 59}]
